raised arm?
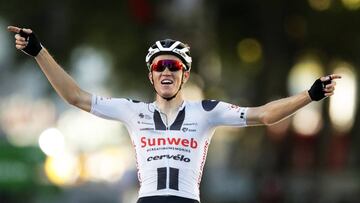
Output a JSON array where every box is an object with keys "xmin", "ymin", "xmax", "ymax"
[
  {"xmin": 8, "ymin": 26, "xmax": 92, "ymax": 112},
  {"xmin": 246, "ymin": 74, "xmax": 341, "ymax": 126}
]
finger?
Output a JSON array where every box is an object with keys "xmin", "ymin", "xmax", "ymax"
[
  {"xmin": 15, "ymin": 34, "xmax": 26, "ymax": 41},
  {"xmin": 320, "ymin": 74, "xmax": 342, "ymax": 82},
  {"xmin": 325, "ymin": 92, "xmax": 334, "ymax": 97},
  {"xmin": 324, "ymin": 87, "xmax": 335, "ymax": 93},
  {"xmin": 325, "ymin": 84, "xmax": 335, "ymax": 89},
  {"xmin": 7, "ymin": 25, "xmax": 21, "ymax": 33},
  {"xmin": 329, "ymin": 74, "xmax": 342, "ymax": 80},
  {"xmin": 15, "ymin": 44, "xmax": 26, "ymax": 49},
  {"xmin": 325, "ymin": 81, "xmax": 336, "ymax": 89},
  {"xmin": 16, "ymin": 40, "xmax": 28, "ymax": 46}
]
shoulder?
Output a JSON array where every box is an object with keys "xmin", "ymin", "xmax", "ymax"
[
  {"xmin": 122, "ymin": 98, "xmax": 152, "ymax": 110},
  {"xmin": 125, "ymin": 98, "xmax": 148, "ymax": 104},
  {"xmin": 201, "ymin": 100, "xmax": 220, "ymax": 111},
  {"xmin": 185, "ymin": 100, "xmax": 221, "ymax": 112},
  {"xmin": 197, "ymin": 100, "xmax": 242, "ymax": 112},
  {"xmin": 93, "ymin": 95, "xmax": 149, "ymax": 107}
]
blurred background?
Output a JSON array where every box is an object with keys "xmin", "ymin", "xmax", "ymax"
[{"xmin": 0, "ymin": 0, "xmax": 359, "ymax": 202}]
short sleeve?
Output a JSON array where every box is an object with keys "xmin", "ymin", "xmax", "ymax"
[
  {"xmin": 202, "ymin": 100, "xmax": 248, "ymax": 128},
  {"xmin": 90, "ymin": 94, "xmax": 135, "ymax": 124}
]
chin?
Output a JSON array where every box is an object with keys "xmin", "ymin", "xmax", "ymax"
[
  {"xmin": 157, "ymin": 87, "xmax": 176, "ymax": 95},
  {"xmin": 160, "ymin": 92, "xmax": 175, "ymax": 98}
]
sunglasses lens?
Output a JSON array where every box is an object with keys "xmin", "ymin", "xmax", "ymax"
[{"xmin": 151, "ymin": 60, "xmax": 183, "ymax": 72}]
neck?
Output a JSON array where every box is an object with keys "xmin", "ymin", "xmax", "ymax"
[{"xmin": 155, "ymin": 92, "xmax": 184, "ymax": 115}]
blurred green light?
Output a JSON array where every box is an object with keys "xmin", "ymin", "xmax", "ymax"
[
  {"xmin": 308, "ymin": 0, "xmax": 332, "ymax": 11},
  {"xmin": 341, "ymin": 0, "xmax": 360, "ymax": 10},
  {"xmin": 237, "ymin": 38, "xmax": 262, "ymax": 63}
]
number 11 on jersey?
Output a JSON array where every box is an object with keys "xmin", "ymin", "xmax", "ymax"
[{"xmin": 157, "ymin": 167, "xmax": 179, "ymax": 190}]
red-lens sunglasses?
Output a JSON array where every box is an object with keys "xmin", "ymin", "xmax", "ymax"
[{"xmin": 151, "ymin": 59, "xmax": 184, "ymax": 72}]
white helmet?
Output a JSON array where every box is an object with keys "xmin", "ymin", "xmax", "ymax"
[{"xmin": 145, "ymin": 39, "xmax": 192, "ymax": 71}]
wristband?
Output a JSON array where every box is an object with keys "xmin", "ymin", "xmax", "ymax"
[{"xmin": 19, "ymin": 29, "xmax": 42, "ymax": 57}]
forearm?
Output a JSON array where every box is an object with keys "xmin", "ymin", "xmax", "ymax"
[
  {"xmin": 35, "ymin": 48, "xmax": 85, "ymax": 104},
  {"xmin": 261, "ymin": 91, "xmax": 312, "ymax": 125},
  {"xmin": 247, "ymin": 91, "xmax": 312, "ymax": 126}
]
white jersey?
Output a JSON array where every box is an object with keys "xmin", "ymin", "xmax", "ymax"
[{"xmin": 90, "ymin": 95, "xmax": 248, "ymax": 201}]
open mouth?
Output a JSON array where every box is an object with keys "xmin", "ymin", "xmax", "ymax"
[{"xmin": 161, "ymin": 79, "xmax": 174, "ymax": 85}]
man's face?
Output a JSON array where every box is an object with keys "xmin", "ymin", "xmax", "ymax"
[{"xmin": 149, "ymin": 55, "xmax": 190, "ymax": 99}]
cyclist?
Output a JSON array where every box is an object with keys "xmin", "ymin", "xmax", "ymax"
[{"xmin": 8, "ymin": 26, "xmax": 341, "ymax": 203}]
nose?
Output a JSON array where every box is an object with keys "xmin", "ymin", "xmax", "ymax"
[{"xmin": 161, "ymin": 67, "xmax": 172, "ymax": 74}]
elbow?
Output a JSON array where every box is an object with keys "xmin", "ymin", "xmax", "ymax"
[
  {"xmin": 65, "ymin": 95, "xmax": 78, "ymax": 106},
  {"xmin": 259, "ymin": 113, "xmax": 278, "ymax": 126},
  {"xmin": 65, "ymin": 90, "xmax": 81, "ymax": 107},
  {"xmin": 65, "ymin": 89, "xmax": 91, "ymax": 112}
]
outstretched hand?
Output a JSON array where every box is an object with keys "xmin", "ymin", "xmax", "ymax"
[
  {"xmin": 8, "ymin": 26, "xmax": 32, "ymax": 49},
  {"xmin": 308, "ymin": 74, "xmax": 342, "ymax": 101},
  {"xmin": 320, "ymin": 74, "xmax": 341, "ymax": 97},
  {"xmin": 7, "ymin": 25, "xmax": 42, "ymax": 57}
]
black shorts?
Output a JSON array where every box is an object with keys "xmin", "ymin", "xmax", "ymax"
[{"xmin": 137, "ymin": 195, "xmax": 200, "ymax": 203}]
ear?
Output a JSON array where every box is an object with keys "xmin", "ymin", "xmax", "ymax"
[
  {"xmin": 182, "ymin": 71, "xmax": 190, "ymax": 83},
  {"xmin": 148, "ymin": 71, "xmax": 154, "ymax": 84}
]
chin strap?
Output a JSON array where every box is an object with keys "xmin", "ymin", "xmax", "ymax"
[{"xmin": 151, "ymin": 71, "xmax": 185, "ymax": 101}]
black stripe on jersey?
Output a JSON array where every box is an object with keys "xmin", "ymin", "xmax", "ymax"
[
  {"xmin": 170, "ymin": 107, "xmax": 185, "ymax": 130},
  {"xmin": 169, "ymin": 167, "xmax": 179, "ymax": 190},
  {"xmin": 154, "ymin": 110, "xmax": 167, "ymax": 130},
  {"xmin": 157, "ymin": 167, "xmax": 167, "ymax": 190},
  {"xmin": 154, "ymin": 108, "xmax": 186, "ymax": 131},
  {"xmin": 202, "ymin": 100, "xmax": 219, "ymax": 111}
]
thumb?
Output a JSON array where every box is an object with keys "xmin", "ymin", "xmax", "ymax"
[
  {"xmin": 320, "ymin": 75, "xmax": 332, "ymax": 82},
  {"xmin": 21, "ymin": 28, "xmax": 33, "ymax": 34}
]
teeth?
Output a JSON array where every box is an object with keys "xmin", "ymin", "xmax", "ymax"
[{"xmin": 161, "ymin": 79, "xmax": 173, "ymax": 84}]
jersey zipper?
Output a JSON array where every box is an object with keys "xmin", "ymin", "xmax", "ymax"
[
  {"xmin": 158, "ymin": 110, "xmax": 170, "ymax": 192},
  {"xmin": 159, "ymin": 111, "xmax": 169, "ymax": 130}
]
